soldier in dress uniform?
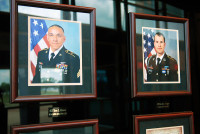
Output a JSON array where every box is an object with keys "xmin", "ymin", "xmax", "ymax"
[
  {"xmin": 33, "ymin": 24, "xmax": 80, "ymax": 83},
  {"xmin": 147, "ymin": 32, "xmax": 178, "ymax": 82}
]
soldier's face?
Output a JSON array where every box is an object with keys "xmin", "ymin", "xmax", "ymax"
[
  {"xmin": 47, "ymin": 26, "xmax": 66, "ymax": 52},
  {"xmin": 154, "ymin": 35, "xmax": 166, "ymax": 56}
]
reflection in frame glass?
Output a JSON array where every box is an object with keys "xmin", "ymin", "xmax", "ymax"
[
  {"xmin": 11, "ymin": 119, "xmax": 99, "ymax": 134},
  {"xmin": 11, "ymin": 0, "xmax": 96, "ymax": 102},
  {"xmin": 129, "ymin": 13, "xmax": 191, "ymax": 97},
  {"xmin": 134, "ymin": 112, "xmax": 195, "ymax": 134}
]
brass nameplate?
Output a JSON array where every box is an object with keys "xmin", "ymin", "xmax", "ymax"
[
  {"xmin": 48, "ymin": 107, "xmax": 67, "ymax": 117},
  {"xmin": 156, "ymin": 102, "xmax": 170, "ymax": 109}
]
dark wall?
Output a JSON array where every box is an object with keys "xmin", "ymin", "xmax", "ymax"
[{"xmin": 1, "ymin": 1, "xmax": 200, "ymax": 134}]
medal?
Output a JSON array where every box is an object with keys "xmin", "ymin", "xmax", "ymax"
[{"xmin": 56, "ymin": 62, "xmax": 68, "ymax": 74}]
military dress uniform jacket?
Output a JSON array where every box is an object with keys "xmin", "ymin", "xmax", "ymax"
[
  {"xmin": 147, "ymin": 53, "xmax": 178, "ymax": 82},
  {"xmin": 33, "ymin": 47, "xmax": 80, "ymax": 83}
]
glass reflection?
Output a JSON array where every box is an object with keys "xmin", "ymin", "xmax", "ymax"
[
  {"xmin": 0, "ymin": 0, "xmax": 9, "ymax": 12},
  {"xmin": 128, "ymin": 5, "xmax": 155, "ymax": 15},
  {"xmin": 77, "ymin": 13, "xmax": 90, "ymax": 24},
  {"xmin": 166, "ymin": 4, "xmax": 184, "ymax": 17},
  {"xmin": 40, "ymin": 68, "xmax": 63, "ymax": 83},
  {"xmin": 76, "ymin": 0, "xmax": 115, "ymax": 29},
  {"xmin": 19, "ymin": 125, "xmax": 93, "ymax": 134},
  {"xmin": 18, "ymin": 5, "xmax": 90, "ymax": 25},
  {"xmin": 127, "ymin": 0, "xmax": 155, "ymax": 9},
  {"xmin": 18, "ymin": 5, "xmax": 62, "ymax": 19},
  {"xmin": 0, "ymin": 69, "xmax": 11, "ymax": 107},
  {"xmin": 120, "ymin": 2, "xmax": 126, "ymax": 31},
  {"xmin": 0, "ymin": 69, "xmax": 9, "ymax": 84}
]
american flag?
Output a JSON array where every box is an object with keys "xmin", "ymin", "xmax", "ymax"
[
  {"xmin": 143, "ymin": 28, "xmax": 156, "ymax": 81},
  {"xmin": 30, "ymin": 18, "xmax": 50, "ymax": 82}
]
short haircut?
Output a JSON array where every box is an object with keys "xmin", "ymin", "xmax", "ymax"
[
  {"xmin": 48, "ymin": 24, "xmax": 64, "ymax": 33},
  {"xmin": 154, "ymin": 32, "xmax": 165, "ymax": 42}
]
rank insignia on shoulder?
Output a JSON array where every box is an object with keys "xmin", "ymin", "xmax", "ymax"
[
  {"xmin": 40, "ymin": 48, "xmax": 48, "ymax": 52},
  {"xmin": 167, "ymin": 55, "xmax": 176, "ymax": 61},
  {"xmin": 41, "ymin": 48, "xmax": 48, "ymax": 50},
  {"xmin": 65, "ymin": 50, "xmax": 75, "ymax": 57}
]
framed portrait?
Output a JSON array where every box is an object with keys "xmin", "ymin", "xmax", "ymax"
[
  {"xmin": 28, "ymin": 16, "xmax": 83, "ymax": 86},
  {"xmin": 134, "ymin": 112, "xmax": 195, "ymax": 134},
  {"xmin": 11, "ymin": 119, "xmax": 99, "ymax": 134},
  {"xmin": 11, "ymin": 0, "xmax": 96, "ymax": 102},
  {"xmin": 129, "ymin": 13, "xmax": 191, "ymax": 97}
]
